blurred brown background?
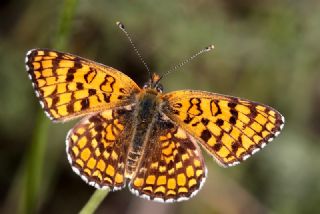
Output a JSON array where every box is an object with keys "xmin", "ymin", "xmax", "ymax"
[{"xmin": 1, "ymin": 0, "xmax": 320, "ymax": 213}]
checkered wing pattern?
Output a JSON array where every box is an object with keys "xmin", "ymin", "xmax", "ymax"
[
  {"xmin": 66, "ymin": 106, "xmax": 134, "ymax": 190},
  {"xmin": 162, "ymin": 90, "xmax": 285, "ymax": 167},
  {"xmin": 129, "ymin": 115, "xmax": 207, "ymax": 202},
  {"xmin": 25, "ymin": 49, "xmax": 140, "ymax": 122}
]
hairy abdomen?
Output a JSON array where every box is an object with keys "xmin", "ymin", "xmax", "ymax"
[{"xmin": 125, "ymin": 91, "xmax": 158, "ymax": 178}]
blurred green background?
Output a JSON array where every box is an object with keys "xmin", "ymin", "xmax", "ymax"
[{"xmin": 1, "ymin": 0, "xmax": 320, "ymax": 213}]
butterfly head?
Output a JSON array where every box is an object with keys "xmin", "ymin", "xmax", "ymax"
[{"xmin": 143, "ymin": 73, "xmax": 163, "ymax": 93}]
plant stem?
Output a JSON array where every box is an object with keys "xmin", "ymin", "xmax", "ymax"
[
  {"xmin": 18, "ymin": 0, "xmax": 79, "ymax": 213},
  {"xmin": 79, "ymin": 189, "xmax": 110, "ymax": 214},
  {"xmin": 54, "ymin": 0, "xmax": 79, "ymax": 49},
  {"xmin": 23, "ymin": 114, "xmax": 50, "ymax": 214}
]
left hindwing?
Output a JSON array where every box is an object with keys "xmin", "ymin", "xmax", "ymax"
[
  {"xmin": 66, "ymin": 106, "xmax": 134, "ymax": 190},
  {"xmin": 162, "ymin": 90, "xmax": 285, "ymax": 167}
]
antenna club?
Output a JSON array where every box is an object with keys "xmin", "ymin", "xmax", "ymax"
[
  {"xmin": 117, "ymin": 21, "xmax": 151, "ymax": 75},
  {"xmin": 116, "ymin": 21, "xmax": 125, "ymax": 29},
  {"xmin": 205, "ymin": 45, "xmax": 215, "ymax": 51},
  {"xmin": 161, "ymin": 43, "xmax": 216, "ymax": 79}
]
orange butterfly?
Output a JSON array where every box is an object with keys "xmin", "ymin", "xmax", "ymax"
[{"xmin": 25, "ymin": 24, "xmax": 284, "ymax": 203}]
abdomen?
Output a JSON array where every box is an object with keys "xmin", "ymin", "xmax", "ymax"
[{"xmin": 125, "ymin": 91, "xmax": 158, "ymax": 178}]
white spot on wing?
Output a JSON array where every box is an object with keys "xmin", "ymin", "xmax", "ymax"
[
  {"xmin": 242, "ymin": 154, "xmax": 250, "ymax": 160},
  {"xmin": 165, "ymin": 198, "xmax": 175, "ymax": 203},
  {"xmin": 280, "ymin": 123, "xmax": 284, "ymax": 130},
  {"xmin": 113, "ymin": 186, "xmax": 123, "ymax": 191},
  {"xmin": 66, "ymin": 129, "xmax": 73, "ymax": 141},
  {"xmin": 128, "ymin": 185, "xmax": 139, "ymax": 196},
  {"xmin": 67, "ymin": 153, "xmax": 72, "ymax": 164},
  {"xmin": 153, "ymin": 197, "xmax": 164, "ymax": 203},
  {"xmin": 251, "ymin": 148, "xmax": 260, "ymax": 154},
  {"xmin": 81, "ymin": 175, "xmax": 88, "ymax": 183},
  {"xmin": 71, "ymin": 166, "xmax": 80, "ymax": 175},
  {"xmin": 39, "ymin": 100, "xmax": 44, "ymax": 108},
  {"xmin": 65, "ymin": 129, "xmax": 74, "ymax": 155},
  {"xmin": 140, "ymin": 194, "xmax": 150, "ymax": 200},
  {"xmin": 44, "ymin": 111, "xmax": 53, "ymax": 120},
  {"xmin": 268, "ymin": 137, "xmax": 274, "ymax": 142},
  {"xmin": 26, "ymin": 49, "xmax": 34, "ymax": 56},
  {"xmin": 199, "ymin": 167, "xmax": 207, "ymax": 189},
  {"xmin": 177, "ymin": 197, "xmax": 188, "ymax": 202},
  {"xmin": 228, "ymin": 161, "xmax": 240, "ymax": 167}
]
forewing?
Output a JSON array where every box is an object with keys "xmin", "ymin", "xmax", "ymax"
[
  {"xmin": 25, "ymin": 49, "xmax": 140, "ymax": 122},
  {"xmin": 129, "ymin": 115, "xmax": 207, "ymax": 202},
  {"xmin": 66, "ymin": 106, "xmax": 134, "ymax": 190},
  {"xmin": 162, "ymin": 90, "xmax": 285, "ymax": 167}
]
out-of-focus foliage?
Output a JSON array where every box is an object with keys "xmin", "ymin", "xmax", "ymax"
[{"xmin": 1, "ymin": 0, "xmax": 320, "ymax": 213}]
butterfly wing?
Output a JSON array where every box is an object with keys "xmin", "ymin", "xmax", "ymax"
[
  {"xmin": 162, "ymin": 90, "xmax": 285, "ymax": 167},
  {"xmin": 66, "ymin": 106, "xmax": 134, "ymax": 190},
  {"xmin": 128, "ymin": 114, "xmax": 207, "ymax": 202},
  {"xmin": 25, "ymin": 49, "xmax": 140, "ymax": 122}
]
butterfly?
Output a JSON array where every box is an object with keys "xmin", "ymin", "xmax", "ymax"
[{"xmin": 25, "ymin": 46, "xmax": 284, "ymax": 203}]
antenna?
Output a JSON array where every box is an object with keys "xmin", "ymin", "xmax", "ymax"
[
  {"xmin": 116, "ymin": 21, "xmax": 151, "ymax": 79},
  {"xmin": 157, "ymin": 45, "xmax": 215, "ymax": 83}
]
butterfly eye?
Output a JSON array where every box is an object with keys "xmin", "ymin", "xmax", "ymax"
[
  {"xmin": 156, "ymin": 84, "xmax": 163, "ymax": 93},
  {"xmin": 143, "ymin": 83, "xmax": 149, "ymax": 89}
]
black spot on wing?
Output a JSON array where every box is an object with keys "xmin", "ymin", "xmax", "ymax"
[{"xmin": 200, "ymin": 129, "xmax": 212, "ymax": 142}]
